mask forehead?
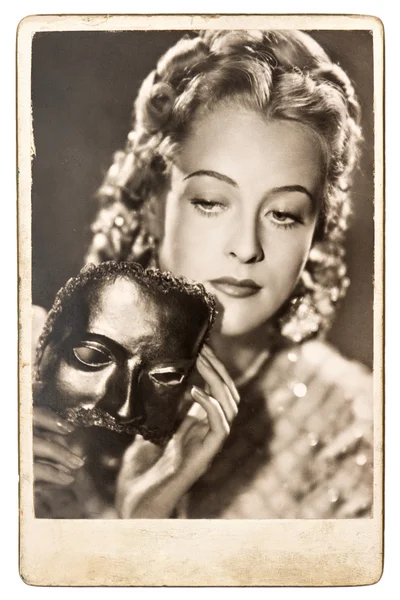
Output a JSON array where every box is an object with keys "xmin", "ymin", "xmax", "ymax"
[
  {"xmin": 86, "ymin": 278, "xmax": 157, "ymax": 353},
  {"xmin": 85, "ymin": 276, "xmax": 206, "ymax": 360}
]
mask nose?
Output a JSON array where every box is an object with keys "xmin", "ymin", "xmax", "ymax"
[
  {"xmin": 99, "ymin": 358, "xmax": 142, "ymax": 425},
  {"xmin": 115, "ymin": 393, "xmax": 135, "ymax": 424},
  {"xmin": 116, "ymin": 359, "xmax": 142, "ymax": 425}
]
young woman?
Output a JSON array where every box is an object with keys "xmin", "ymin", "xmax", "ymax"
[{"xmin": 33, "ymin": 29, "xmax": 373, "ymax": 519}]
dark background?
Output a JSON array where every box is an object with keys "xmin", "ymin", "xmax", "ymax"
[{"xmin": 31, "ymin": 30, "xmax": 374, "ymax": 368}]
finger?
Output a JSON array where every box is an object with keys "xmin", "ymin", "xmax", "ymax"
[
  {"xmin": 44, "ymin": 431, "xmax": 70, "ymax": 450},
  {"xmin": 183, "ymin": 419, "xmax": 209, "ymax": 446},
  {"xmin": 201, "ymin": 345, "xmax": 240, "ymax": 403},
  {"xmin": 191, "ymin": 386, "xmax": 229, "ymax": 439},
  {"xmin": 187, "ymin": 401, "xmax": 208, "ymax": 421},
  {"xmin": 149, "ymin": 439, "xmax": 184, "ymax": 481},
  {"xmin": 40, "ymin": 431, "xmax": 86, "ymax": 462},
  {"xmin": 174, "ymin": 412, "xmax": 203, "ymax": 442},
  {"xmin": 34, "ymin": 462, "xmax": 75, "ymax": 486},
  {"xmin": 33, "ymin": 437, "xmax": 85, "ymax": 470},
  {"xmin": 196, "ymin": 355, "xmax": 238, "ymax": 422},
  {"xmin": 33, "ymin": 406, "xmax": 75, "ymax": 435},
  {"xmin": 122, "ymin": 435, "xmax": 163, "ymax": 473}
]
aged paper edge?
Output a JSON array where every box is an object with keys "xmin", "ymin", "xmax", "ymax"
[{"xmin": 17, "ymin": 13, "xmax": 384, "ymax": 587}]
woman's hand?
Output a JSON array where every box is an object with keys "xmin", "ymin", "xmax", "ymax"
[
  {"xmin": 115, "ymin": 344, "xmax": 240, "ymax": 518},
  {"xmin": 32, "ymin": 308, "xmax": 87, "ymax": 516},
  {"xmin": 33, "ymin": 383, "xmax": 86, "ymax": 490}
]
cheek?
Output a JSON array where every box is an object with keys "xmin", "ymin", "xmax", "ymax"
[
  {"xmin": 138, "ymin": 378, "xmax": 184, "ymax": 428},
  {"xmin": 159, "ymin": 202, "xmax": 218, "ymax": 276},
  {"xmin": 165, "ymin": 318, "xmax": 209, "ymax": 358},
  {"xmin": 53, "ymin": 363, "xmax": 107, "ymax": 408},
  {"xmin": 263, "ymin": 227, "xmax": 315, "ymax": 290}
]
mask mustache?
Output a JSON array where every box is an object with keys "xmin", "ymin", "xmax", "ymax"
[
  {"xmin": 61, "ymin": 406, "xmax": 173, "ymax": 445},
  {"xmin": 62, "ymin": 406, "xmax": 142, "ymax": 436}
]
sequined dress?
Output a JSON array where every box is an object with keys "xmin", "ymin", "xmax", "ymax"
[{"xmin": 176, "ymin": 339, "xmax": 373, "ymax": 519}]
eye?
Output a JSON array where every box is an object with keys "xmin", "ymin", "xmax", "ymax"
[
  {"xmin": 72, "ymin": 342, "xmax": 114, "ymax": 369},
  {"xmin": 149, "ymin": 367, "xmax": 186, "ymax": 386},
  {"xmin": 268, "ymin": 210, "xmax": 302, "ymax": 229},
  {"xmin": 190, "ymin": 198, "xmax": 226, "ymax": 217}
]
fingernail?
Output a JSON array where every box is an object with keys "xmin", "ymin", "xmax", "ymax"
[
  {"xmin": 191, "ymin": 385, "xmax": 208, "ymax": 399},
  {"xmin": 202, "ymin": 344, "xmax": 213, "ymax": 356},
  {"xmin": 197, "ymin": 354, "xmax": 210, "ymax": 367},
  {"xmin": 57, "ymin": 472, "xmax": 74, "ymax": 485},
  {"xmin": 68, "ymin": 455, "xmax": 85, "ymax": 469},
  {"xmin": 57, "ymin": 420, "xmax": 75, "ymax": 433}
]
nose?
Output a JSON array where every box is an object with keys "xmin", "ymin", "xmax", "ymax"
[{"xmin": 225, "ymin": 212, "xmax": 264, "ymax": 264}]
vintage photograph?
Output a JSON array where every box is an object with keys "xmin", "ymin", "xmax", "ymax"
[{"xmin": 18, "ymin": 14, "xmax": 383, "ymax": 585}]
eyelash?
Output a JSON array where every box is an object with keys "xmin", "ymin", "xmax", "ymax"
[
  {"xmin": 269, "ymin": 210, "xmax": 303, "ymax": 230},
  {"xmin": 149, "ymin": 368, "xmax": 186, "ymax": 387},
  {"xmin": 71, "ymin": 343, "xmax": 114, "ymax": 370},
  {"xmin": 190, "ymin": 198, "xmax": 226, "ymax": 217},
  {"xmin": 70, "ymin": 343, "xmax": 186, "ymax": 384},
  {"xmin": 191, "ymin": 198, "xmax": 303, "ymax": 231}
]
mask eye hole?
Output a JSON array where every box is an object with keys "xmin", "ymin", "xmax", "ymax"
[
  {"xmin": 72, "ymin": 342, "xmax": 114, "ymax": 369},
  {"xmin": 149, "ymin": 367, "xmax": 185, "ymax": 386}
]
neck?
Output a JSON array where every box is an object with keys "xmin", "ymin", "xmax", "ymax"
[{"xmin": 210, "ymin": 326, "xmax": 275, "ymax": 381}]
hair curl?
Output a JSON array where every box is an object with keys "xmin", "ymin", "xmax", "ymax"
[{"xmin": 85, "ymin": 30, "xmax": 363, "ymax": 341}]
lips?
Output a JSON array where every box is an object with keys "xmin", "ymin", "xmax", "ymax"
[{"xmin": 210, "ymin": 277, "xmax": 262, "ymax": 298}]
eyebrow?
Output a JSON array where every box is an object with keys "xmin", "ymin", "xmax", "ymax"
[
  {"xmin": 269, "ymin": 185, "xmax": 316, "ymax": 209},
  {"xmin": 183, "ymin": 172, "xmax": 315, "ymax": 208},
  {"xmin": 183, "ymin": 170, "xmax": 239, "ymax": 188}
]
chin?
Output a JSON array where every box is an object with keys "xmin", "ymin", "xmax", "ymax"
[
  {"xmin": 217, "ymin": 313, "xmax": 270, "ymax": 338},
  {"xmin": 207, "ymin": 286, "xmax": 282, "ymax": 337}
]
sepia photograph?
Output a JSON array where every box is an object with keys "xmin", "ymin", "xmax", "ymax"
[{"xmin": 17, "ymin": 13, "xmax": 384, "ymax": 586}]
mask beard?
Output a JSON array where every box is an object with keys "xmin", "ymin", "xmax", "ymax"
[{"xmin": 62, "ymin": 405, "xmax": 173, "ymax": 446}]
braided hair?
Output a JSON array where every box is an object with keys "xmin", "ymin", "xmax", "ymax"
[{"xmin": 85, "ymin": 30, "xmax": 363, "ymax": 342}]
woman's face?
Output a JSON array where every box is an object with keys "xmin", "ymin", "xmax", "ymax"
[{"xmin": 156, "ymin": 106, "xmax": 325, "ymax": 337}]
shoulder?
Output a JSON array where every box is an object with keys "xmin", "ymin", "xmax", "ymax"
[
  {"xmin": 265, "ymin": 338, "xmax": 372, "ymax": 430},
  {"xmin": 299, "ymin": 339, "xmax": 372, "ymax": 392},
  {"xmin": 301, "ymin": 340, "xmax": 373, "ymax": 441},
  {"xmin": 260, "ymin": 339, "xmax": 374, "ymax": 517},
  {"xmin": 271, "ymin": 337, "xmax": 372, "ymax": 388}
]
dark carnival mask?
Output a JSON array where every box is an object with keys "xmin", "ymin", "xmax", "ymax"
[{"xmin": 35, "ymin": 262, "xmax": 215, "ymax": 445}]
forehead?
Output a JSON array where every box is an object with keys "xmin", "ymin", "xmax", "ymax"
[
  {"xmin": 176, "ymin": 106, "xmax": 324, "ymax": 197},
  {"xmin": 81, "ymin": 276, "xmax": 204, "ymax": 353}
]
